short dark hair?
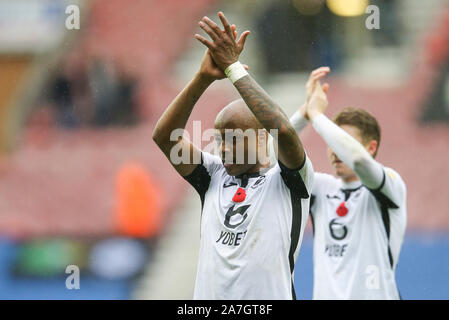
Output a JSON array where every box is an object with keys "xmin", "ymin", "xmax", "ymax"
[{"xmin": 333, "ymin": 107, "xmax": 381, "ymax": 157}]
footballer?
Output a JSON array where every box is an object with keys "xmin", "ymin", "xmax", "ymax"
[
  {"xmin": 152, "ymin": 12, "xmax": 314, "ymax": 299},
  {"xmin": 289, "ymin": 67, "xmax": 407, "ymax": 299}
]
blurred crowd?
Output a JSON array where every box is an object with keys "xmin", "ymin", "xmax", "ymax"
[
  {"xmin": 255, "ymin": 0, "xmax": 401, "ymax": 72},
  {"xmin": 42, "ymin": 52, "xmax": 139, "ymax": 129}
]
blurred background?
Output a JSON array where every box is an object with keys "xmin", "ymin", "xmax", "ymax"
[{"xmin": 0, "ymin": 0, "xmax": 448, "ymax": 300}]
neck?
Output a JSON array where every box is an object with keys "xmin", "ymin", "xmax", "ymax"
[
  {"xmin": 342, "ymin": 175, "xmax": 359, "ymax": 183},
  {"xmin": 340, "ymin": 175, "xmax": 362, "ymax": 189}
]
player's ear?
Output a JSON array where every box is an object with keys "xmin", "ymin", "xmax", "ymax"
[{"xmin": 367, "ymin": 139, "xmax": 378, "ymax": 158}]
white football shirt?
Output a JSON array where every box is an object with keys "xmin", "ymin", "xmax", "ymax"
[
  {"xmin": 310, "ymin": 167, "xmax": 407, "ymax": 300},
  {"xmin": 184, "ymin": 151, "xmax": 314, "ymax": 300}
]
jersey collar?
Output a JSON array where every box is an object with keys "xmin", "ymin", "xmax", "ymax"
[{"xmin": 235, "ymin": 172, "xmax": 264, "ymax": 188}]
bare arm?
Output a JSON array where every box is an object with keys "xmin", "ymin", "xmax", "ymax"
[
  {"xmin": 233, "ymin": 75, "xmax": 305, "ymax": 168},
  {"xmin": 153, "ymin": 25, "xmax": 246, "ymax": 177},
  {"xmin": 195, "ymin": 12, "xmax": 305, "ymax": 169},
  {"xmin": 152, "ymin": 72, "xmax": 211, "ymax": 177}
]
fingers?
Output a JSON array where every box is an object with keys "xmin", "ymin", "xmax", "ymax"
[
  {"xmin": 194, "ymin": 34, "xmax": 215, "ymax": 50},
  {"xmin": 237, "ymin": 31, "xmax": 251, "ymax": 52},
  {"xmin": 322, "ymin": 83, "xmax": 330, "ymax": 94},
  {"xmin": 231, "ymin": 24, "xmax": 237, "ymax": 40},
  {"xmin": 306, "ymin": 67, "xmax": 330, "ymax": 95},
  {"xmin": 199, "ymin": 21, "xmax": 219, "ymax": 41},
  {"xmin": 242, "ymin": 64, "xmax": 249, "ymax": 70},
  {"xmin": 309, "ymin": 67, "xmax": 330, "ymax": 83},
  {"xmin": 307, "ymin": 67, "xmax": 330, "ymax": 87},
  {"xmin": 203, "ymin": 16, "xmax": 223, "ymax": 38},
  {"xmin": 218, "ymin": 12, "xmax": 233, "ymax": 38},
  {"xmin": 311, "ymin": 66, "xmax": 330, "ymax": 77},
  {"xmin": 308, "ymin": 71, "xmax": 328, "ymax": 86}
]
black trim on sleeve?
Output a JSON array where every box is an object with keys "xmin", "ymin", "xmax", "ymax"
[
  {"xmin": 381, "ymin": 203, "xmax": 394, "ymax": 269},
  {"xmin": 367, "ymin": 169, "xmax": 399, "ymax": 209},
  {"xmin": 287, "ymin": 188, "xmax": 304, "ymax": 273},
  {"xmin": 309, "ymin": 195, "xmax": 316, "ymax": 236},
  {"xmin": 278, "ymin": 150, "xmax": 307, "ymax": 172},
  {"xmin": 371, "ymin": 168, "xmax": 386, "ymax": 192},
  {"xmin": 291, "ymin": 281, "xmax": 296, "ymax": 300},
  {"xmin": 288, "ymin": 185, "xmax": 302, "ymax": 300},
  {"xmin": 366, "ymin": 170, "xmax": 399, "ymax": 269},
  {"xmin": 278, "ymin": 157, "xmax": 309, "ymax": 200},
  {"xmin": 279, "ymin": 154, "xmax": 309, "ymax": 300},
  {"xmin": 277, "ymin": 154, "xmax": 309, "ymax": 299},
  {"xmin": 182, "ymin": 153, "xmax": 211, "ymax": 210}
]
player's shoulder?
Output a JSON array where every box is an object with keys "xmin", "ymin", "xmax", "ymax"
[
  {"xmin": 268, "ymin": 156, "xmax": 312, "ymax": 198},
  {"xmin": 201, "ymin": 151, "xmax": 224, "ymax": 176},
  {"xmin": 380, "ymin": 166, "xmax": 407, "ymax": 193},
  {"xmin": 383, "ymin": 167, "xmax": 405, "ymax": 183},
  {"xmin": 369, "ymin": 165, "xmax": 407, "ymax": 209},
  {"xmin": 314, "ymin": 171, "xmax": 339, "ymax": 184},
  {"xmin": 202, "ymin": 150, "xmax": 222, "ymax": 164},
  {"xmin": 312, "ymin": 171, "xmax": 340, "ymax": 194},
  {"xmin": 301, "ymin": 155, "xmax": 315, "ymax": 193}
]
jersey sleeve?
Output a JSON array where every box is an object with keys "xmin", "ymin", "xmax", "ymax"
[
  {"xmin": 367, "ymin": 167, "xmax": 406, "ymax": 210},
  {"xmin": 311, "ymin": 114, "xmax": 384, "ymax": 189},
  {"xmin": 182, "ymin": 151, "xmax": 222, "ymax": 204},
  {"xmin": 290, "ymin": 109, "xmax": 309, "ymax": 133},
  {"xmin": 278, "ymin": 151, "xmax": 313, "ymax": 199}
]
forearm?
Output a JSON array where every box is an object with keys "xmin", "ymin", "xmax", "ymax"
[
  {"xmin": 152, "ymin": 73, "xmax": 212, "ymax": 148},
  {"xmin": 311, "ymin": 114, "xmax": 383, "ymax": 188},
  {"xmin": 233, "ymin": 74, "xmax": 305, "ymax": 167}
]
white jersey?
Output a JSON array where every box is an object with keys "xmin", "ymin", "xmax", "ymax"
[
  {"xmin": 184, "ymin": 151, "xmax": 314, "ymax": 300},
  {"xmin": 310, "ymin": 167, "xmax": 407, "ymax": 300}
]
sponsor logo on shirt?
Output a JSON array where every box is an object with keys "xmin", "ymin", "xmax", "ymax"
[
  {"xmin": 251, "ymin": 176, "xmax": 266, "ymax": 189},
  {"xmin": 325, "ymin": 219, "xmax": 349, "ymax": 257},
  {"xmin": 329, "ymin": 218, "xmax": 347, "ymax": 240},
  {"xmin": 215, "ymin": 204, "xmax": 251, "ymax": 247}
]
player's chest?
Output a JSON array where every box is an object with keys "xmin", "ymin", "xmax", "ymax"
[
  {"xmin": 203, "ymin": 175, "xmax": 281, "ymax": 249},
  {"xmin": 217, "ymin": 174, "xmax": 269, "ymax": 205},
  {"xmin": 205, "ymin": 174, "xmax": 276, "ymax": 229},
  {"xmin": 317, "ymin": 187, "xmax": 369, "ymax": 239}
]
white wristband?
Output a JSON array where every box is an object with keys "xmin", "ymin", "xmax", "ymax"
[{"xmin": 225, "ymin": 61, "xmax": 248, "ymax": 84}]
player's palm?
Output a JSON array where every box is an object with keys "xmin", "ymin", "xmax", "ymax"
[{"xmin": 307, "ymin": 82, "xmax": 328, "ymax": 118}]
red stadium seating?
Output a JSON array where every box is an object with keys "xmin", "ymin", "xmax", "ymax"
[
  {"xmin": 0, "ymin": 0, "xmax": 231, "ymax": 238},
  {"xmin": 1, "ymin": 1, "xmax": 448, "ymax": 238}
]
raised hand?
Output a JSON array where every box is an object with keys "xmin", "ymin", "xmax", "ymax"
[
  {"xmin": 198, "ymin": 25, "xmax": 248, "ymax": 82},
  {"xmin": 304, "ymin": 67, "xmax": 330, "ymax": 120},
  {"xmin": 305, "ymin": 67, "xmax": 330, "ymax": 105},
  {"xmin": 306, "ymin": 81, "xmax": 330, "ymax": 121},
  {"xmin": 294, "ymin": 67, "xmax": 330, "ymax": 120},
  {"xmin": 194, "ymin": 12, "xmax": 250, "ymax": 71}
]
